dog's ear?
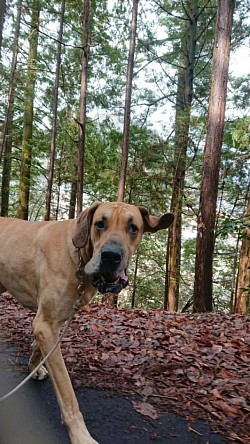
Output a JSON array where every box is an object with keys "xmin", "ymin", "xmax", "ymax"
[
  {"xmin": 72, "ymin": 202, "xmax": 101, "ymax": 248},
  {"xmin": 138, "ymin": 207, "xmax": 174, "ymax": 233}
]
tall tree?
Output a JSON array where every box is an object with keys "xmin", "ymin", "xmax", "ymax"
[
  {"xmin": 77, "ymin": 0, "xmax": 90, "ymax": 215},
  {"xmin": 45, "ymin": 0, "xmax": 65, "ymax": 221},
  {"xmin": 164, "ymin": 0, "xmax": 198, "ymax": 311},
  {"xmin": 234, "ymin": 191, "xmax": 250, "ymax": 313},
  {"xmin": 0, "ymin": 0, "xmax": 22, "ymax": 216},
  {"xmin": 0, "ymin": 0, "xmax": 22, "ymax": 161},
  {"xmin": 17, "ymin": 1, "xmax": 40, "ymax": 220},
  {"xmin": 0, "ymin": 0, "xmax": 6, "ymax": 58},
  {"xmin": 69, "ymin": 176, "xmax": 77, "ymax": 219},
  {"xmin": 193, "ymin": 0, "xmax": 235, "ymax": 312},
  {"xmin": 117, "ymin": 0, "xmax": 139, "ymax": 202}
]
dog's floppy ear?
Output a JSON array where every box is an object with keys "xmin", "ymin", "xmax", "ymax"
[
  {"xmin": 72, "ymin": 202, "xmax": 101, "ymax": 248},
  {"xmin": 138, "ymin": 207, "xmax": 174, "ymax": 233}
]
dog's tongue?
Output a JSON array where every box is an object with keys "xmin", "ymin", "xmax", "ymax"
[{"xmin": 119, "ymin": 270, "xmax": 128, "ymax": 282}]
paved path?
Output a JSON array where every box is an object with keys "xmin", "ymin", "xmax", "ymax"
[{"xmin": 0, "ymin": 341, "xmax": 228, "ymax": 444}]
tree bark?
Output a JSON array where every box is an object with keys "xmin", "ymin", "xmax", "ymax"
[
  {"xmin": 117, "ymin": 0, "xmax": 139, "ymax": 202},
  {"xmin": 1, "ymin": 123, "xmax": 13, "ymax": 217},
  {"xmin": 69, "ymin": 176, "xmax": 77, "ymax": 219},
  {"xmin": 0, "ymin": 0, "xmax": 22, "ymax": 162},
  {"xmin": 230, "ymin": 232, "xmax": 240, "ymax": 312},
  {"xmin": 55, "ymin": 144, "xmax": 64, "ymax": 221},
  {"xmin": 193, "ymin": 0, "xmax": 235, "ymax": 312},
  {"xmin": 234, "ymin": 192, "xmax": 250, "ymax": 313},
  {"xmin": 77, "ymin": 0, "xmax": 90, "ymax": 215},
  {"xmin": 164, "ymin": 0, "xmax": 198, "ymax": 311},
  {"xmin": 45, "ymin": 0, "xmax": 65, "ymax": 221},
  {"xmin": 0, "ymin": 0, "xmax": 6, "ymax": 58},
  {"xmin": 0, "ymin": 0, "xmax": 22, "ymax": 216},
  {"xmin": 17, "ymin": 2, "xmax": 40, "ymax": 220}
]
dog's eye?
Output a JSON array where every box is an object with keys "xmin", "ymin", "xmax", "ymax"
[
  {"xmin": 95, "ymin": 220, "xmax": 105, "ymax": 231},
  {"xmin": 129, "ymin": 224, "xmax": 138, "ymax": 236}
]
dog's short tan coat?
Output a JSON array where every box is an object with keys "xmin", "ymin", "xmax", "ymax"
[{"xmin": 0, "ymin": 202, "xmax": 173, "ymax": 444}]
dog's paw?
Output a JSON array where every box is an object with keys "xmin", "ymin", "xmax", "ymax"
[
  {"xmin": 79, "ymin": 437, "xmax": 99, "ymax": 444},
  {"xmin": 82, "ymin": 439, "xmax": 98, "ymax": 444},
  {"xmin": 70, "ymin": 432, "xmax": 99, "ymax": 444},
  {"xmin": 31, "ymin": 365, "xmax": 48, "ymax": 380},
  {"xmin": 88, "ymin": 439, "xmax": 99, "ymax": 444}
]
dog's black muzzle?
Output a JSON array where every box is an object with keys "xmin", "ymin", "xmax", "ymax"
[
  {"xmin": 101, "ymin": 244, "xmax": 124, "ymax": 270},
  {"xmin": 92, "ymin": 244, "xmax": 129, "ymax": 294}
]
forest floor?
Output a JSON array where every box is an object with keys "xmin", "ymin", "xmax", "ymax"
[{"xmin": 0, "ymin": 293, "xmax": 249, "ymax": 444}]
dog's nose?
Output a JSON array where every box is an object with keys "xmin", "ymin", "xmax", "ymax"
[{"xmin": 101, "ymin": 245, "xmax": 123, "ymax": 267}]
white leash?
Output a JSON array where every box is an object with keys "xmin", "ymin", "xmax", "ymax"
[
  {"xmin": 0, "ymin": 308, "xmax": 76, "ymax": 402},
  {"xmin": 0, "ymin": 294, "xmax": 92, "ymax": 402},
  {"xmin": 0, "ymin": 250, "xmax": 92, "ymax": 402}
]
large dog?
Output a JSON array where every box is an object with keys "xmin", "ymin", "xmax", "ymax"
[{"xmin": 0, "ymin": 202, "xmax": 174, "ymax": 444}]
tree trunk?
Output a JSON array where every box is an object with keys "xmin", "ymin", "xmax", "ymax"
[
  {"xmin": 55, "ymin": 144, "xmax": 64, "ymax": 221},
  {"xmin": 193, "ymin": 0, "xmax": 235, "ymax": 312},
  {"xmin": 17, "ymin": 2, "xmax": 40, "ymax": 220},
  {"xmin": 230, "ymin": 232, "xmax": 240, "ymax": 312},
  {"xmin": 164, "ymin": 0, "xmax": 198, "ymax": 311},
  {"xmin": 234, "ymin": 192, "xmax": 250, "ymax": 313},
  {"xmin": 45, "ymin": 0, "xmax": 65, "ymax": 221},
  {"xmin": 0, "ymin": 0, "xmax": 22, "ymax": 162},
  {"xmin": 117, "ymin": 0, "xmax": 139, "ymax": 202},
  {"xmin": 0, "ymin": 0, "xmax": 22, "ymax": 216},
  {"xmin": 77, "ymin": 0, "xmax": 90, "ymax": 215},
  {"xmin": 1, "ymin": 124, "xmax": 13, "ymax": 217},
  {"xmin": 69, "ymin": 176, "xmax": 77, "ymax": 219},
  {"xmin": 0, "ymin": 0, "xmax": 6, "ymax": 58}
]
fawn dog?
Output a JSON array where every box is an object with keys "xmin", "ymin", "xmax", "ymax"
[{"xmin": 0, "ymin": 202, "xmax": 173, "ymax": 444}]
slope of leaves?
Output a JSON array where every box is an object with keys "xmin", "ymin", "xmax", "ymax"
[{"xmin": 0, "ymin": 293, "xmax": 249, "ymax": 443}]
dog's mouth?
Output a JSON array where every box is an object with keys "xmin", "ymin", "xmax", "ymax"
[{"xmin": 92, "ymin": 270, "xmax": 129, "ymax": 294}]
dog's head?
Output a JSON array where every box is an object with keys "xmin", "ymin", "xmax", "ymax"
[{"xmin": 72, "ymin": 202, "xmax": 174, "ymax": 294}]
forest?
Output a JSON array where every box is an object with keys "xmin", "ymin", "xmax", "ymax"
[{"xmin": 0, "ymin": 0, "xmax": 249, "ymax": 314}]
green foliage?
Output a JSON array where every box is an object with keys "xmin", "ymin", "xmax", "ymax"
[
  {"xmin": 217, "ymin": 214, "xmax": 248, "ymax": 239},
  {"xmin": 0, "ymin": 0, "xmax": 249, "ymax": 311}
]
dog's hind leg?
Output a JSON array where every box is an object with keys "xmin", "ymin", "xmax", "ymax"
[{"xmin": 28, "ymin": 338, "xmax": 48, "ymax": 380}]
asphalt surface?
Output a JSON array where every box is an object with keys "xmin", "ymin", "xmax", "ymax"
[{"xmin": 0, "ymin": 341, "xmax": 228, "ymax": 444}]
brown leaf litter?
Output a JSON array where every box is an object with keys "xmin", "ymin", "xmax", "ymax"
[{"xmin": 0, "ymin": 293, "xmax": 249, "ymax": 443}]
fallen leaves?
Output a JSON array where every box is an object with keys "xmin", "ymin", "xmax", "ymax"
[
  {"xmin": 0, "ymin": 292, "xmax": 250, "ymax": 443},
  {"xmin": 132, "ymin": 401, "xmax": 158, "ymax": 420}
]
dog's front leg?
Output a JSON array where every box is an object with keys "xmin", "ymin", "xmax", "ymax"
[{"xmin": 33, "ymin": 314, "xmax": 98, "ymax": 444}]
